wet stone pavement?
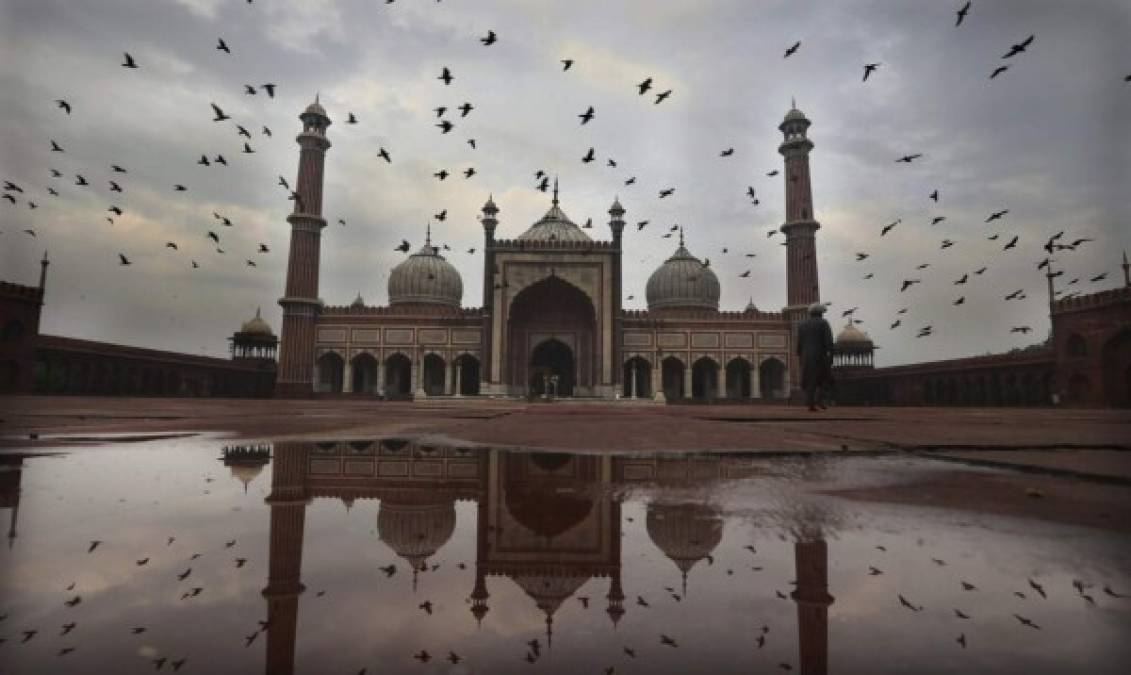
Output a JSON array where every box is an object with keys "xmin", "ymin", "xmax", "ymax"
[{"xmin": 0, "ymin": 436, "xmax": 1129, "ymax": 674}]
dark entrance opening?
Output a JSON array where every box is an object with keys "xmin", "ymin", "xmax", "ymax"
[
  {"xmin": 384, "ymin": 353, "xmax": 412, "ymax": 398},
  {"xmin": 529, "ymin": 339, "xmax": 574, "ymax": 397}
]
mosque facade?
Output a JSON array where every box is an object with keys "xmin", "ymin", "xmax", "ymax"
[{"xmin": 275, "ymin": 99, "xmax": 827, "ymax": 400}]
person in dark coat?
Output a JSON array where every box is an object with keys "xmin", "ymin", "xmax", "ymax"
[{"xmin": 796, "ymin": 302, "xmax": 834, "ymax": 411}]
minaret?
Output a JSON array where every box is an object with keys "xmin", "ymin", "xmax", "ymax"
[
  {"xmin": 778, "ymin": 100, "xmax": 821, "ymax": 310},
  {"xmin": 38, "ymin": 250, "xmax": 49, "ymax": 291},
  {"xmin": 609, "ymin": 196, "xmax": 626, "ymax": 393},
  {"xmin": 276, "ymin": 98, "xmax": 332, "ymax": 397},
  {"xmin": 480, "ymin": 195, "xmax": 500, "ymax": 395}
]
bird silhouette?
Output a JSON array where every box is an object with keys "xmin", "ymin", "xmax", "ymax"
[
  {"xmin": 660, "ymin": 634, "xmax": 678, "ymax": 647},
  {"xmin": 582, "ymin": 147, "xmax": 596, "ymax": 163},
  {"xmin": 458, "ymin": 102, "xmax": 473, "ymax": 117},
  {"xmin": 655, "ymin": 89, "xmax": 672, "ymax": 104},
  {"xmin": 122, "ymin": 52, "xmax": 138, "ymax": 68},
  {"xmin": 414, "ymin": 650, "xmax": 431, "ymax": 662},
  {"xmin": 898, "ymin": 594, "xmax": 923, "ymax": 611},
  {"xmin": 956, "ymin": 1, "xmax": 971, "ymax": 26},
  {"xmin": 863, "ymin": 63, "xmax": 880, "ymax": 81},
  {"xmin": 88, "ymin": 540, "xmax": 102, "ymax": 552},
  {"xmin": 1028, "ymin": 578, "xmax": 1047, "ymax": 598},
  {"xmin": 438, "ymin": 67, "xmax": 453, "ymax": 85},
  {"xmin": 1003, "ymin": 235, "xmax": 1019, "ymax": 250},
  {"xmin": 1003, "ymin": 35, "xmax": 1035, "ymax": 59},
  {"xmin": 896, "ymin": 154, "xmax": 923, "ymax": 163},
  {"xmin": 261, "ymin": 83, "xmax": 276, "ymax": 98},
  {"xmin": 1013, "ymin": 614, "xmax": 1040, "ymax": 629},
  {"xmin": 211, "ymin": 103, "xmax": 230, "ymax": 122},
  {"xmin": 637, "ymin": 77, "xmax": 653, "ymax": 95},
  {"xmin": 561, "ymin": 59, "xmax": 574, "ymax": 70},
  {"xmin": 216, "ymin": 38, "xmax": 230, "ymax": 54},
  {"xmin": 784, "ymin": 41, "xmax": 800, "ymax": 57},
  {"xmin": 579, "ymin": 106, "xmax": 595, "ymax": 124},
  {"xmin": 55, "ymin": 99, "xmax": 72, "ymax": 114},
  {"xmin": 419, "ymin": 601, "xmax": 433, "ymax": 615},
  {"xmin": 881, "ymin": 219, "xmax": 901, "ymax": 236},
  {"xmin": 990, "ymin": 65, "xmax": 1010, "ymax": 79},
  {"xmin": 378, "ymin": 147, "xmax": 391, "ymax": 163},
  {"xmin": 480, "ymin": 29, "xmax": 497, "ymax": 46}
]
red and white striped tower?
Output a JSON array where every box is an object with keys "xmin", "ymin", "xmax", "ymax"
[
  {"xmin": 779, "ymin": 100, "xmax": 821, "ymax": 311},
  {"xmin": 276, "ymin": 98, "xmax": 331, "ymax": 397}
]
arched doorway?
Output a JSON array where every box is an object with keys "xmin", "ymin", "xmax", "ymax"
[
  {"xmin": 384, "ymin": 353, "xmax": 412, "ymax": 398},
  {"xmin": 691, "ymin": 357, "xmax": 719, "ymax": 400},
  {"xmin": 316, "ymin": 352, "xmax": 344, "ymax": 393},
  {"xmin": 507, "ymin": 277, "xmax": 596, "ymax": 396},
  {"xmin": 1101, "ymin": 330, "xmax": 1131, "ymax": 407},
  {"xmin": 622, "ymin": 357, "xmax": 651, "ymax": 398},
  {"xmin": 351, "ymin": 353, "xmax": 379, "ymax": 394},
  {"xmin": 759, "ymin": 358, "xmax": 786, "ymax": 399},
  {"xmin": 725, "ymin": 358, "xmax": 752, "ymax": 399},
  {"xmin": 662, "ymin": 357, "xmax": 684, "ymax": 400},
  {"xmin": 454, "ymin": 355, "xmax": 480, "ymax": 395},
  {"xmin": 423, "ymin": 354, "xmax": 446, "ymax": 396},
  {"xmin": 529, "ymin": 339, "xmax": 574, "ymax": 396}
]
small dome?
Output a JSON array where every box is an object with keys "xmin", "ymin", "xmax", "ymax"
[
  {"xmin": 745, "ymin": 298, "xmax": 759, "ymax": 312},
  {"xmin": 836, "ymin": 321, "xmax": 873, "ymax": 347},
  {"xmin": 646, "ymin": 237, "xmax": 720, "ymax": 311},
  {"xmin": 388, "ymin": 230, "xmax": 463, "ymax": 308},
  {"xmin": 517, "ymin": 184, "xmax": 592, "ymax": 243},
  {"xmin": 240, "ymin": 308, "xmax": 273, "ymax": 336},
  {"xmin": 303, "ymin": 98, "xmax": 327, "ymax": 118},
  {"xmin": 784, "ymin": 106, "xmax": 807, "ymax": 122},
  {"xmin": 351, "ymin": 292, "xmax": 365, "ymax": 308}
]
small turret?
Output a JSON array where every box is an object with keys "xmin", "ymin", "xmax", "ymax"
[{"xmin": 608, "ymin": 196, "xmax": 625, "ymax": 244}]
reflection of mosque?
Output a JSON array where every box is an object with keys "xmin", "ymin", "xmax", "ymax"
[{"xmin": 254, "ymin": 442, "xmax": 833, "ymax": 674}]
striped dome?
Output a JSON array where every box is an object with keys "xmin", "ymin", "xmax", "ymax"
[
  {"xmin": 646, "ymin": 240, "xmax": 720, "ymax": 311},
  {"xmin": 388, "ymin": 239, "xmax": 463, "ymax": 308}
]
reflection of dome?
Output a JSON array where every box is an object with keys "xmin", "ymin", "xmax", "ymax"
[
  {"xmin": 387, "ymin": 228, "xmax": 463, "ymax": 308},
  {"xmin": 646, "ymin": 235, "xmax": 720, "ymax": 311},
  {"xmin": 646, "ymin": 502, "xmax": 724, "ymax": 576},
  {"xmin": 377, "ymin": 498, "xmax": 456, "ymax": 572},
  {"xmin": 506, "ymin": 487, "xmax": 593, "ymax": 539},
  {"xmin": 516, "ymin": 186, "xmax": 592, "ymax": 243},
  {"xmin": 836, "ymin": 321, "xmax": 873, "ymax": 348},
  {"xmin": 513, "ymin": 573, "xmax": 590, "ymax": 616},
  {"xmin": 240, "ymin": 308, "xmax": 273, "ymax": 336},
  {"xmin": 228, "ymin": 463, "xmax": 265, "ymax": 490}
]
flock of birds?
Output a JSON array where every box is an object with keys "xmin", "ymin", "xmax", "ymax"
[{"xmin": 1, "ymin": 0, "xmax": 1127, "ymax": 352}]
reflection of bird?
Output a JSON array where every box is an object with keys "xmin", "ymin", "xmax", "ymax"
[
  {"xmin": 1013, "ymin": 614, "xmax": 1040, "ymax": 629},
  {"xmin": 957, "ymin": 633, "xmax": 967, "ymax": 648},
  {"xmin": 898, "ymin": 594, "xmax": 923, "ymax": 612},
  {"xmin": 379, "ymin": 564, "xmax": 396, "ymax": 577},
  {"xmin": 1028, "ymin": 578, "xmax": 1046, "ymax": 599},
  {"xmin": 660, "ymin": 635, "xmax": 678, "ymax": 647},
  {"xmin": 418, "ymin": 601, "xmax": 433, "ymax": 615},
  {"xmin": 954, "ymin": 609, "xmax": 970, "ymax": 619},
  {"xmin": 868, "ymin": 566, "xmax": 883, "ymax": 576},
  {"xmin": 961, "ymin": 581, "xmax": 977, "ymax": 591},
  {"xmin": 88, "ymin": 540, "xmax": 102, "ymax": 553}
]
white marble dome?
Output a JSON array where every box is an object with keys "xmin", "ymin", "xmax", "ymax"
[
  {"xmin": 646, "ymin": 240, "xmax": 720, "ymax": 311},
  {"xmin": 388, "ymin": 238, "xmax": 463, "ymax": 307}
]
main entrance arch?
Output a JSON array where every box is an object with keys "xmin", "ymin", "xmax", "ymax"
[
  {"xmin": 530, "ymin": 339, "xmax": 574, "ymax": 396},
  {"xmin": 506, "ymin": 276, "xmax": 596, "ymax": 397}
]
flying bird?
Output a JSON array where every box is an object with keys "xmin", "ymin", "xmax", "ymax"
[
  {"xmin": 784, "ymin": 41, "xmax": 801, "ymax": 57},
  {"xmin": 261, "ymin": 83, "xmax": 276, "ymax": 98},
  {"xmin": 55, "ymin": 99, "xmax": 72, "ymax": 114},
  {"xmin": 637, "ymin": 77, "xmax": 653, "ymax": 95},
  {"xmin": 1003, "ymin": 35, "xmax": 1035, "ymax": 59},
  {"xmin": 881, "ymin": 219, "xmax": 901, "ymax": 236},
  {"xmin": 378, "ymin": 147, "xmax": 391, "ymax": 163},
  {"xmin": 118, "ymin": 254, "xmax": 131, "ymax": 266},
  {"xmin": 579, "ymin": 106, "xmax": 595, "ymax": 124},
  {"xmin": 561, "ymin": 59, "xmax": 574, "ymax": 71},
  {"xmin": 582, "ymin": 147, "xmax": 596, "ymax": 163},
  {"xmin": 121, "ymin": 52, "xmax": 138, "ymax": 68},
  {"xmin": 986, "ymin": 209, "xmax": 1009, "ymax": 222},
  {"xmin": 480, "ymin": 30, "xmax": 497, "ymax": 46},
  {"xmin": 896, "ymin": 154, "xmax": 922, "ymax": 163},
  {"xmin": 654, "ymin": 89, "xmax": 673, "ymax": 104},
  {"xmin": 990, "ymin": 65, "xmax": 1010, "ymax": 79},
  {"xmin": 956, "ymin": 1, "xmax": 971, "ymax": 26},
  {"xmin": 346, "ymin": 112, "xmax": 358, "ymax": 124},
  {"xmin": 438, "ymin": 67, "xmax": 453, "ymax": 85},
  {"xmin": 863, "ymin": 63, "xmax": 880, "ymax": 81},
  {"xmin": 216, "ymin": 38, "xmax": 230, "ymax": 54},
  {"xmin": 211, "ymin": 103, "xmax": 230, "ymax": 121}
]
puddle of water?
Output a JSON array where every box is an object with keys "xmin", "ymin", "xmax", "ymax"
[{"xmin": 1, "ymin": 438, "xmax": 1129, "ymax": 674}]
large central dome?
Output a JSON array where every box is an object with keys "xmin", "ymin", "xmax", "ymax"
[
  {"xmin": 516, "ymin": 183, "xmax": 592, "ymax": 243},
  {"xmin": 387, "ymin": 228, "xmax": 463, "ymax": 307},
  {"xmin": 645, "ymin": 234, "xmax": 720, "ymax": 311}
]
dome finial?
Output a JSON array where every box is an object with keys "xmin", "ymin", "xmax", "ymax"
[
  {"xmin": 255, "ymin": 306, "xmax": 261, "ymax": 319},
  {"xmin": 425, "ymin": 221, "xmax": 432, "ymax": 248},
  {"xmin": 552, "ymin": 176, "xmax": 559, "ymax": 206},
  {"xmin": 678, "ymin": 226, "xmax": 685, "ymax": 248},
  {"xmin": 791, "ymin": 96, "xmax": 796, "ymax": 109}
]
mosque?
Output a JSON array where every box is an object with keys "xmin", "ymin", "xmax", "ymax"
[{"xmin": 275, "ymin": 99, "xmax": 830, "ymax": 400}]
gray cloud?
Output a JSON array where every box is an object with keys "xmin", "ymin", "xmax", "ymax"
[{"xmin": 1, "ymin": 0, "xmax": 1128, "ymax": 365}]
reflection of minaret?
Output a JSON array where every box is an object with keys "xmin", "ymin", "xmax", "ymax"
[
  {"xmin": 0, "ymin": 456, "xmax": 24, "ymax": 549},
  {"xmin": 470, "ymin": 492, "xmax": 490, "ymax": 626},
  {"xmin": 262, "ymin": 443, "xmax": 309, "ymax": 675},
  {"xmin": 790, "ymin": 540, "xmax": 833, "ymax": 675},
  {"xmin": 605, "ymin": 500, "xmax": 625, "ymax": 626}
]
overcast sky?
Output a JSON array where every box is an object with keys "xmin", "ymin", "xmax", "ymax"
[{"xmin": 1, "ymin": 0, "xmax": 1128, "ymax": 365}]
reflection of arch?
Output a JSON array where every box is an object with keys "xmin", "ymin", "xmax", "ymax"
[
  {"xmin": 1066, "ymin": 333, "xmax": 1087, "ymax": 358},
  {"xmin": 725, "ymin": 358, "xmax": 752, "ymax": 399},
  {"xmin": 316, "ymin": 352, "xmax": 344, "ymax": 393},
  {"xmin": 508, "ymin": 276, "xmax": 596, "ymax": 395},
  {"xmin": 623, "ymin": 356, "xmax": 652, "ymax": 398},
  {"xmin": 422, "ymin": 353, "xmax": 446, "ymax": 396},
  {"xmin": 350, "ymin": 353, "xmax": 379, "ymax": 394},
  {"xmin": 759, "ymin": 357, "xmax": 786, "ymax": 399},
  {"xmin": 1101, "ymin": 329, "xmax": 1131, "ymax": 407},
  {"xmin": 454, "ymin": 354, "xmax": 480, "ymax": 395},
  {"xmin": 384, "ymin": 353, "xmax": 412, "ymax": 397},
  {"xmin": 506, "ymin": 486, "xmax": 594, "ymax": 539},
  {"xmin": 530, "ymin": 338, "xmax": 574, "ymax": 396},
  {"xmin": 662, "ymin": 356, "xmax": 685, "ymax": 400},
  {"xmin": 691, "ymin": 357, "xmax": 719, "ymax": 400}
]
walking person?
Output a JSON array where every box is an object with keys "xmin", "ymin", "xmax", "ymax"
[{"xmin": 796, "ymin": 302, "xmax": 834, "ymax": 412}]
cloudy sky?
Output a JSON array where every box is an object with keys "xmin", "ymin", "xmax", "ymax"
[{"xmin": 1, "ymin": 0, "xmax": 1128, "ymax": 366}]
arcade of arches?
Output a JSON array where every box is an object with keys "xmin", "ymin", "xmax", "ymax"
[{"xmin": 313, "ymin": 350, "xmax": 483, "ymax": 397}]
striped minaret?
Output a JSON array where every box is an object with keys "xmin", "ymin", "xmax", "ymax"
[
  {"xmin": 779, "ymin": 100, "xmax": 821, "ymax": 311},
  {"xmin": 262, "ymin": 443, "xmax": 309, "ymax": 675},
  {"xmin": 276, "ymin": 98, "xmax": 331, "ymax": 397}
]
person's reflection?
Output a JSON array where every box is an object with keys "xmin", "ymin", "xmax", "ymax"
[{"xmin": 0, "ymin": 455, "xmax": 24, "ymax": 549}]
